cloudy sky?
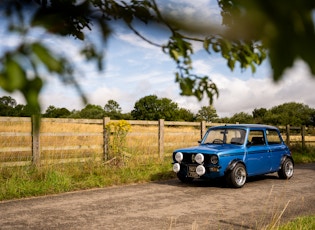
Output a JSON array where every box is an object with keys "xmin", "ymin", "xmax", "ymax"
[{"xmin": 1, "ymin": 0, "xmax": 315, "ymax": 118}]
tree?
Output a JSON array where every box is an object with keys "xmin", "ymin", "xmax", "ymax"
[
  {"xmin": 1, "ymin": 0, "xmax": 314, "ymax": 120},
  {"xmin": 131, "ymin": 95, "xmax": 157, "ymax": 120},
  {"xmin": 196, "ymin": 106, "xmax": 218, "ymax": 122},
  {"xmin": 177, "ymin": 108, "xmax": 195, "ymax": 122},
  {"xmin": 0, "ymin": 96, "xmax": 17, "ymax": 107},
  {"xmin": 216, "ymin": 116, "xmax": 231, "ymax": 124},
  {"xmin": 229, "ymin": 112, "xmax": 253, "ymax": 124},
  {"xmin": 263, "ymin": 102, "xmax": 314, "ymax": 126},
  {"xmin": 79, "ymin": 104, "xmax": 104, "ymax": 119},
  {"xmin": 16, "ymin": 104, "xmax": 34, "ymax": 117},
  {"xmin": 104, "ymin": 100, "xmax": 122, "ymax": 119},
  {"xmin": 131, "ymin": 95, "xmax": 180, "ymax": 121},
  {"xmin": 0, "ymin": 96, "xmax": 17, "ymax": 116},
  {"xmin": 158, "ymin": 98, "xmax": 181, "ymax": 121},
  {"xmin": 11, "ymin": 104, "xmax": 25, "ymax": 117},
  {"xmin": 43, "ymin": 105, "xmax": 71, "ymax": 118},
  {"xmin": 252, "ymin": 108, "xmax": 267, "ymax": 124}
]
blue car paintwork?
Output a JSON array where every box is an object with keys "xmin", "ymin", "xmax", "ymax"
[
  {"xmin": 172, "ymin": 124, "xmax": 293, "ymax": 184},
  {"xmin": 176, "ymin": 144, "xmax": 244, "ymax": 177}
]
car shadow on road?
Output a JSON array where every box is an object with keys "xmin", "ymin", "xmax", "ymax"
[
  {"xmin": 153, "ymin": 176, "xmax": 227, "ymax": 188},
  {"xmin": 246, "ymin": 174, "xmax": 279, "ymax": 183},
  {"xmin": 152, "ymin": 173, "xmax": 281, "ymax": 188}
]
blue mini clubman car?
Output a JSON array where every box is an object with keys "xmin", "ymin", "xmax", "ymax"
[{"xmin": 172, "ymin": 124, "xmax": 294, "ymax": 188}]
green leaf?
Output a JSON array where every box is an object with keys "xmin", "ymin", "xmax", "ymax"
[
  {"xmin": 250, "ymin": 63, "xmax": 256, "ymax": 73},
  {"xmin": 227, "ymin": 58, "xmax": 235, "ymax": 70},
  {"xmin": 203, "ymin": 39, "xmax": 211, "ymax": 53},
  {"xmin": 220, "ymin": 39, "xmax": 231, "ymax": 54},
  {"xmin": 212, "ymin": 43, "xmax": 220, "ymax": 52},
  {"xmin": 32, "ymin": 43, "xmax": 62, "ymax": 73},
  {"xmin": 21, "ymin": 77, "xmax": 43, "ymax": 116},
  {"xmin": 178, "ymin": 77, "xmax": 194, "ymax": 96},
  {"xmin": 0, "ymin": 58, "xmax": 26, "ymax": 92},
  {"xmin": 170, "ymin": 49, "xmax": 179, "ymax": 61}
]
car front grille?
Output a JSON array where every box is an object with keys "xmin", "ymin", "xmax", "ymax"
[{"xmin": 181, "ymin": 153, "xmax": 211, "ymax": 165}]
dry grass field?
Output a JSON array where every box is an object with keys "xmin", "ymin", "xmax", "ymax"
[
  {"xmin": 0, "ymin": 118, "xmax": 32, "ymax": 162},
  {"xmin": 0, "ymin": 118, "xmax": 201, "ymax": 164},
  {"xmin": 1, "ymin": 117, "xmax": 315, "ymax": 165},
  {"xmin": 127, "ymin": 125, "xmax": 200, "ymax": 155}
]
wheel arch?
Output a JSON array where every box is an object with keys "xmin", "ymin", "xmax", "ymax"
[
  {"xmin": 224, "ymin": 159, "xmax": 246, "ymax": 176},
  {"xmin": 280, "ymin": 155, "xmax": 294, "ymax": 166}
]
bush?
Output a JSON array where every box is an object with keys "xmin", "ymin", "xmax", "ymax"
[{"xmin": 290, "ymin": 143, "xmax": 315, "ymax": 163}]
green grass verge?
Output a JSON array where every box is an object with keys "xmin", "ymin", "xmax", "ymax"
[
  {"xmin": 290, "ymin": 143, "xmax": 315, "ymax": 164},
  {"xmin": 1, "ymin": 150, "xmax": 314, "ymax": 229},
  {"xmin": 1, "ymin": 144, "xmax": 315, "ymax": 201},
  {"xmin": 0, "ymin": 156, "xmax": 176, "ymax": 201},
  {"xmin": 278, "ymin": 215, "xmax": 315, "ymax": 230}
]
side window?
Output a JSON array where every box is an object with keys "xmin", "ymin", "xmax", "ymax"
[
  {"xmin": 266, "ymin": 129, "xmax": 282, "ymax": 145},
  {"xmin": 248, "ymin": 130, "xmax": 265, "ymax": 145}
]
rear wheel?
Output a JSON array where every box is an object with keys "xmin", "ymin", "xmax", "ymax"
[
  {"xmin": 226, "ymin": 164, "xmax": 247, "ymax": 188},
  {"xmin": 278, "ymin": 158, "xmax": 294, "ymax": 179}
]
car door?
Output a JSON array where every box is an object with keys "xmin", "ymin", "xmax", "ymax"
[
  {"xmin": 266, "ymin": 129, "xmax": 288, "ymax": 171},
  {"xmin": 245, "ymin": 130, "xmax": 271, "ymax": 176}
]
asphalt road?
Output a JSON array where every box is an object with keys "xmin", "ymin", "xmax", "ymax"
[{"xmin": 0, "ymin": 163, "xmax": 314, "ymax": 230}]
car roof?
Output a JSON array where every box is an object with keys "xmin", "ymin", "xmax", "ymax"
[{"xmin": 209, "ymin": 124, "xmax": 279, "ymax": 130}]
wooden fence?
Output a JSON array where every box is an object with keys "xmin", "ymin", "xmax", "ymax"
[{"xmin": 0, "ymin": 116, "xmax": 314, "ymax": 167}]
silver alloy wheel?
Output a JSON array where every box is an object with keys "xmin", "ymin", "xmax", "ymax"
[
  {"xmin": 284, "ymin": 160, "xmax": 294, "ymax": 178},
  {"xmin": 234, "ymin": 166, "xmax": 246, "ymax": 186}
]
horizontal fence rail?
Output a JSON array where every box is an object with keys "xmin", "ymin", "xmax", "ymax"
[{"xmin": 0, "ymin": 117, "xmax": 314, "ymax": 167}]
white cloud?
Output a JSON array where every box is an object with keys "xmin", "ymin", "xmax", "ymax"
[
  {"xmin": 211, "ymin": 60, "xmax": 315, "ymax": 117},
  {"xmin": 164, "ymin": 0, "xmax": 221, "ymax": 24},
  {"xmin": 115, "ymin": 32, "xmax": 161, "ymax": 51}
]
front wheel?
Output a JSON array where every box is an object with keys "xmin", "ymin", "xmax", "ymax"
[
  {"xmin": 226, "ymin": 163, "xmax": 247, "ymax": 188},
  {"xmin": 278, "ymin": 158, "xmax": 294, "ymax": 179}
]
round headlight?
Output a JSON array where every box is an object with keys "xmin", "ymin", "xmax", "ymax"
[
  {"xmin": 196, "ymin": 165, "xmax": 206, "ymax": 176},
  {"xmin": 195, "ymin": 153, "xmax": 204, "ymax": 164},
  {"xmin": 175, "ymin": 152, "xmax": 183, "ymax": 162},
  {"xmin": 210, "ymin": 155, "xmax": 218, "ymax": 164},
  {"xmin": 173, "ymin": 163, "xmax": 180, "ymax": 173}
]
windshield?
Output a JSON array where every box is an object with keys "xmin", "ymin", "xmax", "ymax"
[{"xmin": 202, "ymin": 128, "xmax": 246, "ymax": 145}]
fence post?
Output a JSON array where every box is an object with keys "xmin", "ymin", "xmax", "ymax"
[
  {"xmin": 200, "ymin": 121, "xmax": 206, "ymax": 140},
  {"xmin": 158, "ymin": 119, "xmax": 164, "ymax": 159},
  {"xmin": 301, "ymin": 125, "xmax": 306, "ymax": 149},
  {"xmin": 31, "ymin": 115, "xmax": 40, "ymax": 167},
  {"xmin": 286, "ymin": 125, "xmax": 290, "ymax": 146},
  {"xmin": 103, "ymin": 117, "xmax": 110, "ymax": 161}
]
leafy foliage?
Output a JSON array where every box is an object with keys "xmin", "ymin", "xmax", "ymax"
[
  {"xmin": 229, "ymin": 112, "xmax": 254, "ymax": 124},
  {"xmin": 104, "ymin": 99, "xmax": 122, "ymax": 119},
  {"xmin": 2, "ymin": 0, "xmax": 314, "ymax": 121},
  {"xmin": 131, "ymin": 95, "xmax": 181, "ymax": 121},
  {"xmin": 177, "ymin": 108, "xmax": 195, "ymax": 122},
  {"xmin": 218, "ymin": 0, "xmax": 315, "ymax": 80},
  {"xmin": 43, "ymin": 106, "xmax": 71, "ymax": 118},
  {"xmin": 196, "ymin": 105, "xmax": 218, "ymax": 122},
  {"xmin": 2, "ymin": 95, "xmax": 315, "ymax": 126},
  {"xmin": 78, "ymin": 104, "xmax": 105, "ymax": 119},
  {"xmin": 263, "ymin": 102, "xmax": 315, "ymax": 126}
]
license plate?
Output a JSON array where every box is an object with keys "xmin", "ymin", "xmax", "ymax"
[{"xmin": 188, "ymin": 166, "xmax": 199, "ymax": 178}]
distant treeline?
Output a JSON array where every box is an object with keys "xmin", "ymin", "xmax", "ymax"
[{"xmin": 1, "ymin": 95, "xmax": 315, "ymax": 126}]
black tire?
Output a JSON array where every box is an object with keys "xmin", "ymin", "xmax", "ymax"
[
  {"xmin": 226, "ymin": 163, "xmax": 247, "ymax": 188},
  {"xmin": 278, "ymin": 158, "xmax": 294, "ymax": 179},
  {"xmin": 177, "ymin": 172, "xmax": 194, "ymax": 183}
]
